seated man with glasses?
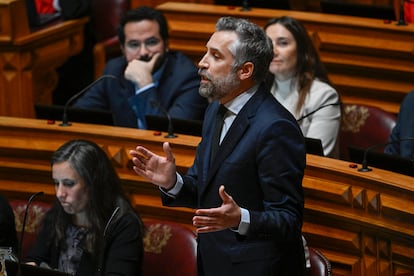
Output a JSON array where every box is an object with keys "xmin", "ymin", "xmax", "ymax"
[{"xmin": 73, "ymin": 6, "xmax": 208, "ymax": 129}]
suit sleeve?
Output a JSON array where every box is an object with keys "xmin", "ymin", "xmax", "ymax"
[
  {"xmin": 248, "ymin": 119, "xmax": 306, "ymax": 242},
  {"xmin": 72, "ymin": 58, "xmax": 124, "ymax": 110},
  {"xmin": 384, "ymin": 91, "xmax": 414, "ymax": 157}
]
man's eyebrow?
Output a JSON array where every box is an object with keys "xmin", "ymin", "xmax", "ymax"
[{"xmin": 206, "ymin": 44, "xmax": 221, "ymax": 53}]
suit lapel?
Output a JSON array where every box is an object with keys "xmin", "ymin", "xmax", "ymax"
[{"xmin": 202, "ymin": 88, "xmax": 267, "ymax": 192}]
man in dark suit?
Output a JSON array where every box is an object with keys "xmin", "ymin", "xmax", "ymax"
[
  {"xmin": 73, "ymin": 7, "xmax": 208, "ymax": 128},
  {"xmin": 130, "ymin": 17, "xmax": 306, "ymax": 275},
  {"xmin": 0, "ymin": 193, "xmax": 18, "ymax": 255},
  {"xmin": 385, "ymin": 90, "xmax": 414, "ymax": 159}
]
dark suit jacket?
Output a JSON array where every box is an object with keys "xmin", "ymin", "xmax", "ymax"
[
  {"xmin": 163, "ymin": 84, "xmax": 306, "ymax": 275},
  {"xmin": 0, "ymin": 193, "xmax": 18, "ymax": 254},
  {"xmin": 73, "ymin": 51, "xmax": 208, "ymax": 128},
  {"xmin": 385, "ymin": 90, "xmax": 414, "ymax": 159}
]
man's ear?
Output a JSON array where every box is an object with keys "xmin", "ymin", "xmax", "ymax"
[{"xmin": 238, "ymin": 62, "xmax": 254, "ymax": 80}]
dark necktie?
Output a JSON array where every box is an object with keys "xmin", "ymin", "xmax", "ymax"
[{"xmin": 210, "ymin": 104, "xmax": 227, "ymax": 165}]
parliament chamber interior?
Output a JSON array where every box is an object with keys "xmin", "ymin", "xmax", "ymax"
[{"xmin": 1, "ymin": 0, "xmax": 414, "ymax": 275}]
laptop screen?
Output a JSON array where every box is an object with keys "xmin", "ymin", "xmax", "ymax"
[
  {"xmin": 5, "ymin": 261, "xmax": 70, "ymax": 276},
  {"xmin": 146, "ymin": 115, "xmax": 325, "ymax": 157},
  {"xmin": 34, "ymin": 104, "xmax": 114, "ymax": 126},
  {"xmin": 304, "ymin": 137, "xmax": 324, "ymax": 156},
  {"xmin": 145, "ymin": 115, "xmax": 203, "ymax": 137},
  {"xmin": 348, "ymin": 145, "xmax": 414, "ymax": 176}
]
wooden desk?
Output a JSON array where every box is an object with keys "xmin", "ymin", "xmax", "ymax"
[
  {"xmin": 1, "ymin": 116, "xmax": 414, "ymax": 275},
  {"xmin": 156, "ymin": 2, "xmax": 414, "ymax": 115},
  {"xmin": 0, "ymin": 0, "xmax": 88, "ymax": 118}
]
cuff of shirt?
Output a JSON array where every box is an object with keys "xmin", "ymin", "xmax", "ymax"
[
  {"xmin": 159, "ymin": 172, "xmax": 183, "ymax": 198},
  {"xmin": 238, "ymin": 208, "xmax": 250, "ymax": 235},
  {"xmin": 230, "ymin": 208, "xmax": 250, "ymax": 235},
  {"xmin": 136, "ymin": 83, "xmax": 155, "ymax": 94}
]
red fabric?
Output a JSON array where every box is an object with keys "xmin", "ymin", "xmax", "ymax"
[
  {"xmin": 34, "ymin": 0, "xmax": 55, "ymax": 14},
  {"xmin": 405, "ymin": 1, "xmax": 414, "ymax": 23}
]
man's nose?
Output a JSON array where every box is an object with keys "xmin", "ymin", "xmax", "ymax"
[
  {"xmin": 138, "ymin": 45, "xmax": 151, "ymax": 57},
  {"xmin": 198, "ymin": 55, "xmax": 208, "ymax": 69}
]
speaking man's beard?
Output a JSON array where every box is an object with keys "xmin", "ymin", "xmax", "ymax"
[{"xmin": 199, "ymin": 70, "xmax": 240, "ymax": 101}]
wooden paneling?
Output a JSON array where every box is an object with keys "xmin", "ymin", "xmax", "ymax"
[
  {"xmin": 156, "ymin": 2, "xmax": 414, "ymax": 115},
  {"xmin": 1, "ymin": 116, "xmax": 414, "ymax": 275},
  {"xmin": 131, "ymin": 0, "xmax": 394, "ymax": 11},
  {"xmin": 131, "ymin": 0, "xmax": 214, "ymax": 8},
  {"xmin": 0, "ymin": 0, "xmax": 88, "ymax": 118}
]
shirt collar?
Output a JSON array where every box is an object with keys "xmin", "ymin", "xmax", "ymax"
[{"xmin": 224, "ymin": 84, "xmax": 259, "ymax": 116}]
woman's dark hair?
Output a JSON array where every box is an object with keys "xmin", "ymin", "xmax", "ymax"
[
  {"xmin": 264, "ymin": 16, "xmax": 333, "ymax": 115},
  {"xmin": 47, "ymin": 139, "xmax": 137, "ymax": 254},
  {"xmin": 117, "ymin": 6, "xmax": 169, "ymax": 45}
]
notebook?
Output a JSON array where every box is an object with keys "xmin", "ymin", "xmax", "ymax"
[
  {"xmin": 25, "ymin": 0, "xmax": 62, "ymax": 27},
  {"xmin": 5, "ymin": 261, "xmax": 70, "ymax": 276},
  {"xmin": 348, "ymin": 145, "xmax": 414, "ymax": 176},
  {"xmin": 34, "ymin": 104, "xmax": 114, "ymax": 126},
  {"xmin": 145, "ymin": 115, "xmax": 203, "ymax": 137}
]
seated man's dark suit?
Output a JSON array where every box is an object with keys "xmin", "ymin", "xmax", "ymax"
[
  {"xmin": 163, "ymin": 84, "xmax": 306, "ymax": 275},
  {"xmin": 73, "ymin": 51, "xmax": 208, "ymax": 128},
  {"xmin": 385, "ymin": 90, "xmax": 414, "ymax": 159},
  {"xmin": 0, "ymin": 193, "xmax": 18, "ymax": 254}
]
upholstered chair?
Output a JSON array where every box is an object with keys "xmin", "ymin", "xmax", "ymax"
[
  {"xmin": 9, "ymin": 199, "xmax": 51, "ymax": 259},
  {"xmin": 308, "ymin": 247, "xmax": 332, "ymax": 276},
  {"xmin": 339, "ymin": 103, "xmax": 397, "ymax": 161},
  {"xmin": 142, "ymin": 219, "xmax": 197, "ymax": 276}
]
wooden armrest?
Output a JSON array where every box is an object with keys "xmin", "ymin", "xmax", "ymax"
[{"xmin": 93, "ymin": 36, "xmax": 122, "ymax": 79}]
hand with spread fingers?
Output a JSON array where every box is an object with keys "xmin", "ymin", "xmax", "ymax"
[
  {"xmin": 193, "ymin": 185, "xmax": 241, "ymax": 233},
  {"xmin": 130, "ymin": 141, "xmax": 177, "ymax": 190}
]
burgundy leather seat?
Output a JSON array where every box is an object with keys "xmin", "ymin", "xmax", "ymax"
[
  {"xmin": 308, "ymin": 247, "xmax": 332, "ymax": 276},
  {"xmin": 142, "ymin": 218, "xmax": 197, "ymax": 276},
  {"xmin": 340, "ymin": 103, "xmax": 397, "ymax": 161},
  {"xmin": 9, "ymin": 199, "xmax": 52, "ymax": 259}
]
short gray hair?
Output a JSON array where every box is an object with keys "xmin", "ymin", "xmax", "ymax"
[{"xmin": 215, "ymin": 17, "xmax": 273, "ymax": 83}]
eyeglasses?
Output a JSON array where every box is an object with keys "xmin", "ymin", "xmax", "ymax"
[{"xmin": 125, "ymin": 37, "xmax": 161, "ymax": 51}]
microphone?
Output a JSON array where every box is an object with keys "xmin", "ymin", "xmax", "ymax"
[
  {"xmin": 150, "ymin": 100, "xmax": 177, "ymax": 138},
  {"xmin": 358, "ymin": 137, "xmax": 414, "ymax": 172},
  {"xmin": 59, "ymin": 75, "xmax": 124, "ymax": 126},
  {"xmin": 97, "ymin": 206, "xmax": 120, "ymax": 275},
  {"xmin": 241, "ymin": 0, "xmax": 250, "ymax": 11},
  {"xmin": 297, "ymin": 102, "xmax": 342, "ymax": 122},
  {"xmin": 397, "ymin": 0, "xmax": 407, "ymax": 26},
  {"xmin": 17, "ymin": 191, "xmax": 44, "ymax": 275}
]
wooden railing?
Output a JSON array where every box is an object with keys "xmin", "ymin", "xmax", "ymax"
[
  {"xmin": 156, "ymin": 2, "xmax": 414, "ymax": 115},
  {"xmin": 1, "ymin": 116, "xmax": 414, "ymax": 275},
  {"xmin": 132, "ymin": 0, "xmax": 394, "ymax": 13}
]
